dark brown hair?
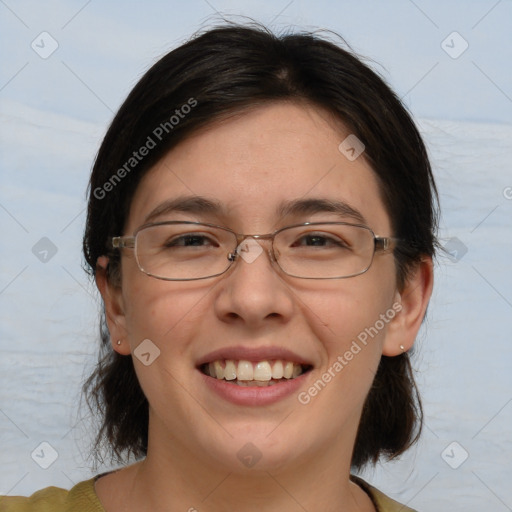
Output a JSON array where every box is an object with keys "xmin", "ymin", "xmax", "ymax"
[{"xmin": 83, "ymin": 23, "xmax": 438, "ymax": 469}]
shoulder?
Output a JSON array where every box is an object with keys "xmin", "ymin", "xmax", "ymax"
[
  {"xmin": 351, "ymin": 475, "xmax": 418, "ymax": 512},
  {"xmin": 0, "ymin": 479, "xmax": 104, "ymax": 512}
]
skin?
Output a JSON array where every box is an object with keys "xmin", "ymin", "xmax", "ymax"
[{"xmin": 95, "ymin": 102, "xmax": 433, "ymax": 512}]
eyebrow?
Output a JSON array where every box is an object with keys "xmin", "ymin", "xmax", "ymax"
[
  {"xmin": 143, "ymin": 195, "xmax": 367, "ymax": 226},
  {"xmin": 276, "ymin": 198, "xmax": 367, "ymax": 225},
  {"xmin": 143, "ymin": 196, "xmax": 225, "ymax": 224}
]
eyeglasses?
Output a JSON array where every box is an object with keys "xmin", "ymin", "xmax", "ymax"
[{"xmin": 112, "ymin": 221, "xmax": 400, "ymax": 281}]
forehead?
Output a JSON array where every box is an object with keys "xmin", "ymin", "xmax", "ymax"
[{"xmin": 127, "ymin": 102, "xmax": 391, "ymax": 234}]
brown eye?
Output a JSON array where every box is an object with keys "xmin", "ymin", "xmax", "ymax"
[
  {"xmin": 292, "ymin": 233, "xmax": 349, "ymax": 249},
  {"xmin": 165, "ymin": 234, "xmax": 217, "ymax": 248}
]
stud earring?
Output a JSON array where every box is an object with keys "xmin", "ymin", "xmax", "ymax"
[
  {"xmin": 399, "ymin": 344, "xmax": 405, "ymax": 352},
  {"xmin": 117, "ymin": 340, "xmax": 122, "ymax": 346}
]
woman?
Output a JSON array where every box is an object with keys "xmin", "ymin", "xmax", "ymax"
[{"xmin": 2, "ymin": 23, "xmax": 436, "ymax": 511}]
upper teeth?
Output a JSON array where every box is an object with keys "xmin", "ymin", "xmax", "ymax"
[{"xmin": 205, "ymin": 360, "xmax": 304, "ymax": 381}]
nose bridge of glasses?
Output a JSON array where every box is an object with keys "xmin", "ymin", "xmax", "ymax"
[{"xmin": 230, "ymin": 233, "xmax": 277, "ymax": 264}]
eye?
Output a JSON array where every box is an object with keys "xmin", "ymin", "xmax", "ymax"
[
  {"xmin": 164, "ymin": 233, "xmax": 219, "ymax": 248},
  {"xmin": 292, "ymin": 232, "xmax": 350, "ymax": 248}
]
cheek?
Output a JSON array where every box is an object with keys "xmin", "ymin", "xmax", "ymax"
[
  {"xmin": 304, "ymin": 267, "xmax": 396, "ymax": 351},
  {"xmin": 121, "ymin": 279, "xmax": 212, "ymax": 409},
  {"xmin": 296, "ymin": 281, "xmax": 395, "ymax": 425},
  {"xmin": 122, "ymin": 274, "xmax": 208, "ymax": 355},
  {"xmin": 298, "ymin": 267, "xmax": 397, "ymax": 409}
]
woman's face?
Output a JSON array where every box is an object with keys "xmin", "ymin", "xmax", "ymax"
[{"xmin": 109, "ymin": 102, "xmax": 406, "ymax": 473}]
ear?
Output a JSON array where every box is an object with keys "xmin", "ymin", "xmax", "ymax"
[
  {"xmin": 95, "ymin": 256, "xmax": 131, "ymax": 356},
  {"xmin": 382, "ymin": 256, "xmax": 434, "ymax": 356}
]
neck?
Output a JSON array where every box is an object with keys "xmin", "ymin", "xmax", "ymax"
[{"xmin": 106, "ymin": 418, "xmax": 375, "ymax": 512}]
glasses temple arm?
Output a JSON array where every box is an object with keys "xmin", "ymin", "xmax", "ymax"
[
  {"xmin": 112, "ymin": 236, "xmax": 136, "ymax": 249},
  {"xmin": 375, "ymin": 236, "xmax": 402, "ymax": 252}
]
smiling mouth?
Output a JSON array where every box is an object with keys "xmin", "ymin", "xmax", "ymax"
[{"xmin": 200, "ymin": 359, "xmax": 313, "ymax": 387}]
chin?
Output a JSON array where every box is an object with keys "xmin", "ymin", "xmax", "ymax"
[{"xmin": 208, "ymin": 423, "xmax": 313, "ymax": 474}]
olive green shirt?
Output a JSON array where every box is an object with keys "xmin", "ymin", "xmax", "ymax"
[{"xmin": 0, "ymin": 476, "xmax": 417, "ymax": 511}]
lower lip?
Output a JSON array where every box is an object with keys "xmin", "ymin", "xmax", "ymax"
[{"xmin": 199, "ymin": 370, "xmax": 310, "ymax": 406}]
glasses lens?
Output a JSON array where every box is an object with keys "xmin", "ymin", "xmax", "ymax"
[
  {"xmin": 275, "ymin": 223, "xmax": 375, "ymax": 278},
  {"xmin": 135, "ymin": 223, "xmax": 235, "ymax": 280}
]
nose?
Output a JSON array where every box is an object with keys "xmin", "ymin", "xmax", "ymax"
[{"xmin": 214, "ymin": 237, "xmax": 295, "ymax": 328}]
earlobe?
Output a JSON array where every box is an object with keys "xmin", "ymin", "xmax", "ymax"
[
  {"xmin": 95, "ymin": 256, "xmax": 131, "ymax": 356},
  {"xmin": 382, "ymin": 257, "xmax": 434, "ymax": 356}
]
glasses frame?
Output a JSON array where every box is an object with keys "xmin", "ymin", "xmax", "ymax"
[{"xmin": 112, "ymin": 220, "xmax": 401, "ymax": 281}]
